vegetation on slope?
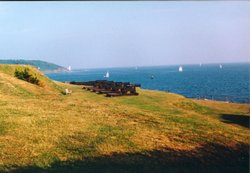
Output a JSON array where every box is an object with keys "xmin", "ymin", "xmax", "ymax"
[
  {"xmin": 14, "ymin": 68, "xmax": 41, "ymax": 86},
  {"xmin": 0, "ymin": 65, "xmax": 249, "ymax": 173},
  {"xmin": 0, "ymin": 64, "xmax": 63, "ymax": 96},
  {"xmin": 0, "ymin": 60, "xmax": 66, "ymax": 72}
]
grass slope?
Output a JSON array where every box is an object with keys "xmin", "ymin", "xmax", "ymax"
[
  {"xmin": 0, "ymin": 65, "xmax": 63, "ymax": 96},
  {"xmin": 0, "ymin": 65, "xmax": 249, "ymax": 173}
]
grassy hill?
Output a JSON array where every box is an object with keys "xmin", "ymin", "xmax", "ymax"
[
  {"xmin": 0, "ymin": 60, "xmax": 66, "ymax": 73},
  {"xmin": 0, "ymin": 65, "xmax": 249, "ymax": 173},
  {"xmin": 0, "ymin": 65, "xmax": 63, "ymax": 97}
]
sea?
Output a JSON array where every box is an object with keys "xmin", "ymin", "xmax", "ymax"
[{"xmin": 46, "ymin": 63, "xmax": 250, "ymax": 104}]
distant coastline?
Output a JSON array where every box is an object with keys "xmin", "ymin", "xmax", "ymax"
[{"xmin": 0, "ymin": 59, "xmax": 68, "ymax": 73}]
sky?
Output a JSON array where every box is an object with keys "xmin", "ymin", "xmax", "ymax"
[{"xmin": 0, "ymin": 1, "xmax": 249, "ymax": 69}]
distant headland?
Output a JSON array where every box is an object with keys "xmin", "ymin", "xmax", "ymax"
[{"xmin": 0, "ymin": 59, "xmax": 67, "ymax": 73}]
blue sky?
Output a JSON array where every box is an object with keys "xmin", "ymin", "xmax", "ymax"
[{"xmin": 0, "ymin": 1, "xmax": 249, "ymax": 68}]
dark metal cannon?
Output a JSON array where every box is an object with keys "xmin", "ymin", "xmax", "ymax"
[{"xmin": 69, "ymin": 80, "xmax": 140, "ymax": 97}]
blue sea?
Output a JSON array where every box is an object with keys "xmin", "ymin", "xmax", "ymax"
[{"xmin": 47, "ymin": 63, "xmax": 250, "ymax": 104}]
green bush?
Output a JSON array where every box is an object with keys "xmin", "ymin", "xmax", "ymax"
[{"xmin": 14, "ymin": 68, "xmax": 40, "ymax": 86}]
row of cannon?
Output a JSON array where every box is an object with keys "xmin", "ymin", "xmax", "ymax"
[{"xmin": 69, "ymin": 80, "xmax": 140, "ymax": 97}]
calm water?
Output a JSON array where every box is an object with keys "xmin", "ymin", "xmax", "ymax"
[{"xmin": 47, "ymin": 63, "xmax": 250, "ymax": 104}]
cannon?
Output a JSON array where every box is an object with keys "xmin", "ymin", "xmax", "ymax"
[{"xmin": 69, "ymin": 80, "xmax": 140, "ymax": 97}]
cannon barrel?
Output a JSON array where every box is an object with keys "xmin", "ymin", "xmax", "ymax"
[{"xmin": 69, "ymin": 80, "xmax": 140, "ymax": 97}]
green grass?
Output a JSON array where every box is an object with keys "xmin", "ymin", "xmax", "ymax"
[
  {"xmin": 0, "ymin": 121, "xmax": 7, "ymax": 135},
  {"xmin": 0, "ymin": 64, "xmax": 64, "ymax": 95},
  {"xmin": 0, "ymin": 64, "xmax": 249, "ymax": 173}
]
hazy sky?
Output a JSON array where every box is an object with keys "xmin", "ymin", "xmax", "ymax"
[{"xmin": 0, "ymin": 2, "xmax": 249, "ymax": 68}]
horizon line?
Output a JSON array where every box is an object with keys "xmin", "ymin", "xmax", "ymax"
[{"xmin": 72, "ymin": 61, "xmax": 250, "ymax": 70}]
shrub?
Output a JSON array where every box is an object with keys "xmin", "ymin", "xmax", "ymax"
[{"xmin": 14, "ymin": 68, "xmax": 41, "ymax": 86}]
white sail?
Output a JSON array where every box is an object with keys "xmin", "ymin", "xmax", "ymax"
[
  {"xmin": 179, "ymin": 66, "xmax": 183, "ymax": 72},
  {"xmin": 104, "ymin": 71, "xmax": 109, "ymax": 78},
  {"xmin": 219, "ymin": 64, "xmax": 222, "ymax": 69},
  {"xmin": 67, "ymin": 66, "xmax": 71, "ymax": 71}
]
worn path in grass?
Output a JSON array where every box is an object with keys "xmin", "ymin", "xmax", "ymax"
[{"xmin": 0, "ymin": 65, "xmax": 249, "ymax": 173}]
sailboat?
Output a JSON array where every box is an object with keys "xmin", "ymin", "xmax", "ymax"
[
  {"xmin": 199, "ymin": 63, "xmax": 202, "ymax": 67},
  {"xmin": 219, "ymin": 64, "xmax": 223, "ymax": 69},
  {"xmin": 67, "ymin": 66, "xmax": 72, "ymax": 71},
  {"xmin": 179, "ymin": 66, "xmax": 183, "ymax": 72},
  {"xmin": 104, "ymin": 71, "xmax": 110, "ymax": 78}
]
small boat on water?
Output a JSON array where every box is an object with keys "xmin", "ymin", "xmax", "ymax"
[
  {"xmin": 67, "ymin": 66, "xmax": 71, "ymax": 71},
  {"xmin": 179, "ymin": 66, "xmax": 183, "ymax": 72},
  {"xmin": 219, "ymin": 64, "xmax": 223, "ymax": 69},
  {"xmin": 150, "ymin": 75, "xmax": 154, "ymax": 79},
  {"xmin": 104, "ymin": 71, "xmax": 110, "ymax": 78}
]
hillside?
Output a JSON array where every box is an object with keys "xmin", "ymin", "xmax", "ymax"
[
  {"xmin": 0, "ymin": 60, "xmax": 66, "ymax": 73},
  {"xmin": 0, "ymin": 65, "xmax": 249, "ymax": 173},
  {"xmin": 0, "ymin": 65, "xmax": 64, "ymax": 96}
]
